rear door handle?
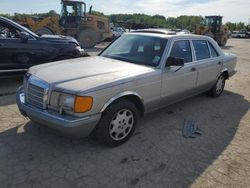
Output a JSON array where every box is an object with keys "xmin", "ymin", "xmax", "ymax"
[
  {"xmin": 0, "ymin": 43, "xmax": 6, "ymax": 47},
  {"xmin": 190, "ymin": 67, "xmax": 196, "ymax": 72},
  {"xmin": 217, "ymin": 61, "xmax": 222, "ymax": 65}
]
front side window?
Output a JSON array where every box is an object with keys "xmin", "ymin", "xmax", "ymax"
[
  {"xmin": 169, "ymin": 40, "xmax": 192, "ymax": 63},
  {"xmin": 192, "ymin": 40, "xmax": 210, "ymax": 61},
  {"xmin": 100, "ymin": 35, "xmax": 168, "ymax": 67},
  {"xmin": 208, "ymin": 41, "xmax": 219, "ymax": 57},
  {"xmin": 0, "ymin": 21, "xmax": 21, "ymax": 39}
]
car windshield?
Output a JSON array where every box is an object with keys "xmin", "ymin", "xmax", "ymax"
[{"xmin": 100, "ymin": 34, "xmax": 168, "ymax": 67}]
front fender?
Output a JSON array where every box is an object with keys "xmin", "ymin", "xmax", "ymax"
[{"xmin": 100, "ymin": 91, "xmax": 143, "ymax": 113}]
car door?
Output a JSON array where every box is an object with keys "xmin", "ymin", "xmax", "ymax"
[
  {"xmin": 192, "ymin": 40, "xmax": 223, "ymax": 90},
  {"xmin": 0, "ymin": 19, "xmax": 42, "ymax": 72},
  {"xmin": 161, "ymin": 39, "xmax": 198, "ymax": 104}
]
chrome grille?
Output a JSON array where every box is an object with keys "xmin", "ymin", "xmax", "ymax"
[{"xmin": 26, "ymin": 76, "xmax": 49, "ymax": 109}]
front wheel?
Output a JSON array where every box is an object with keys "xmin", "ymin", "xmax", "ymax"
[
  {"xmin": 94, "ymin": 99, "xmax": 138, "ymax": 147},
  {"xmin": 77, "ymin": 30, "xmax": 97, "ymax": 48},
  {"xmin": 208, "ymin": 74, "xmax": 226, "ymax": 97}
]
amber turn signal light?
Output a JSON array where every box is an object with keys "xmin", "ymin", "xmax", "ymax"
[{"xmin": 74, "ymin": 96, "xmax": 93, "ymax": 113}]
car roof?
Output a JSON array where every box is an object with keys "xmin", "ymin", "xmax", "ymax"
[{"xmin": 128, "ymin": 29, "xmax": 212, "ymax": 40}]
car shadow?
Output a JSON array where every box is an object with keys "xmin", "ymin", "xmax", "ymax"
[
  {"xmin": 0, "ymin": 91, "xmax": 248, "ymax": 187},
  {"xmin": 221, "ymin": 45, "xmax": 234, "ymax": 50},
  {"xmin": 0, "ymin": 75, "xmax": 23, "ymax": 106}
]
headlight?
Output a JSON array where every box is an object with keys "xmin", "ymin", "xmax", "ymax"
[
  {"xmin": 59, "ymin": 94, "xmax": 75, "ymax": 110},
  {"xmin": 50, "ymin": 92, "xmax": 93, "ymax": 113}
]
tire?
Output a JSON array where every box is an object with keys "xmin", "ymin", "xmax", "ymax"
[
  {"xmin": 94, "ymin": 99, "xmax": 138, "ymax": 147},
  {"xmin": 36, "ymin": 27, "xmax": 54, "ymax": 36},
  {"xmin": 77, "ymin": 30, "xmax": 97, "ymax": 48},
  {"xmin": 208, "ymin": 73, "xmax": 226, "ymax": 97},
  {"xmin": 219, "ymin": 36, "xmax": 228, "ymax": 46}
]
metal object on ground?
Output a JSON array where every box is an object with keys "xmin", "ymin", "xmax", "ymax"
[{"xmin": 182, "ymin": 119, "xmax": 203, "ymax": 138}]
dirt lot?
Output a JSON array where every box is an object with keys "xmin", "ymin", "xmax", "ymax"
[{"xmin": 0, "ymin": 38, "xmax": 249, "ymax": 188}]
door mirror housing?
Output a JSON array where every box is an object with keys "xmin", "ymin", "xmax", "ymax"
[
  {"xmin": 20, "ymin": 32, "xmax": 29, "ymax": 42},
  {"xmin": 166, "ymin": 57, "xmax": 184, "ymax": 67}
]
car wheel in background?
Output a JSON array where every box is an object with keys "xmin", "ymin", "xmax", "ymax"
[
  {"xmin": 94, "ymin": 99, "xmax": 138, "ymax": 147},
  {"xmin": 77, "ymin": 30, "xmax": 97, "ymax": 48}
]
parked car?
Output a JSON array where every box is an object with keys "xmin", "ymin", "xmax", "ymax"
[
  {"xmin": 231, "ymin": 30, "xmax": 249, "ymax": 38},
  {"xmin": 111, "ymin": 27, "xmax": 126, "ymax": 38},
  {"xmin": 0, "ymin": 16, "xmax": 86, "ymax": 74},
  {"xmin": 17, "ymin": 32, "xmax": 237, "ymax": 146}
]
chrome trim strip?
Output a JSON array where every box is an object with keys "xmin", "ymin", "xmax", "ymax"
[
  {"xmin": 0, "ymin": 69, "xmax": 28, "ymax": 73},
  {"xmin": 27, "ymin": 75, "xmax": 49, "ymax": 109}
]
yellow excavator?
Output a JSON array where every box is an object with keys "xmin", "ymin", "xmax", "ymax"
[
  {"xmin": 17, "ymin": 0, "xmax": 112, "ymax": 48},
  {"xmin": 194, "ymin": 16, "xmax": 230, "ymax": 46}
]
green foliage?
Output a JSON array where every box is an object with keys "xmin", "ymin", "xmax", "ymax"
[
  {"xmin": 109, "ymin": 13, "xmax": 167, "ymax": 29},
  {"xmin": 0, "ymin": 13, "xmax": 11, "ymax": 19},
  {"xmin": 109, "ymin": 14, "xmax": 203, "ymax": 30},
  {"xmin": 91, "ymin": 10, "xmax": 106, "ymax": 17},
  {"xmin": 0, "ymin": 10, "xmax": 59, "ymax": 22},
  {"xmin": 166, "ymin": 15, "xmax": 203, "ymax": 30},
  {"xmin": 225, "ymin": 22, "xmax": 248, "ymax": 31}
]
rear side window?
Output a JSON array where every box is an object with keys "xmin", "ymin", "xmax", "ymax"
[
  {"xmin": 208, "ymin": 41, "xmax": 219, "ymax": 57},
  {"xmin": 169, "ymin": 40, "xmax": 192, "ymax": 63},
  {"xmin": 192, "ymin": 40, "xmax": 210, "ymax": 60}
]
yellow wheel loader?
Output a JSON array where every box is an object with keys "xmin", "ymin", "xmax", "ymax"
[
  {"xmin": 18, "ymin": 0, "xmax": 112, "ymax": 48},
  {"xmin": 194, "ymin": 16, "xmax": 230, "ymax": 46}
]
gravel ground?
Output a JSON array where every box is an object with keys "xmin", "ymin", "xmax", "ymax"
[{"xmin": 0, "ymin": 38, "xmax": 249, "ymax": 188}]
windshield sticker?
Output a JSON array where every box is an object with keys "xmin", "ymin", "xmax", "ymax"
[{"xmin": 152, "ymin": 56, "xmax": 161, "ymax": 64}]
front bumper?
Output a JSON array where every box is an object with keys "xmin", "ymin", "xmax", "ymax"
[
  {"xmin": 16, "ymin": 87, "xmax": 101, "ymax": 138},
  {"xmin": 75, "ymin": 47, "xmax": 88, "ymax": 57},
  {"xmin": 77, "ymin": 48, "xmax": 89, "ymax": 57}
]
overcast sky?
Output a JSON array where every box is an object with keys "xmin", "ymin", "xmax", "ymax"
[{"xmin": 0, "ymin": 0, "xmax": 249, "ymax": 23}]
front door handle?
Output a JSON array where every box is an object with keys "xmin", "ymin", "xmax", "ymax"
[
  {"xmin": 190, "ymin": 67, "xmax": 196, "ymax": 72},
  {"xmin": 0, "ymin": 43, "xmax": 6, "ymax": 47},
  {"xmin": 217, "ymin": 61, "xmax": 222, "ymax": 65}
]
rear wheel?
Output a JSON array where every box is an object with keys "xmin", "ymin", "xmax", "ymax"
[
  {"xmin": 208, "ymin": 73, "xmax": 226, "ymax": 97},
  {"xmin": 218, "ymin": 35, "xmax": 228, "ymax": 46},
  {"xmin": 77, "ymin": 30, "xmax": 97, "ymax": 48},
  {"xmin": 36, "ymin": 27, "xmax": 54, "ymax": 36},
  {"xmin": 94, "ymin": 99, "xmax": 138, "ymax": 147}
]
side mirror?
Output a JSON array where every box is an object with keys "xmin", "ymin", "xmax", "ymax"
[
  {"xmin": 19, "ymin": 32, "xmax": 29, "ymax": 42},
  {"xmin": 166, "ymin": 57, "xmax": 184, "ymax": 67}
]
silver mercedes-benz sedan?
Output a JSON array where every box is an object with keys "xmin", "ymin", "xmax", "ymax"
[{"xmin": 17, "ymin": 31, "xmax": 237, "ymax": 146}]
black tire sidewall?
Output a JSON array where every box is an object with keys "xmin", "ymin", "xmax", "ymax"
[
  {"xmin": 95, "ymin": 100, "xmax": 138, "ymax": 147},
  {"xmin": 77, "ymin": 30, "xmax": 96, "ymax": 48},
  {"xmin": 210, "ymin": 74, "xmax": 226, "ymax": 97}
]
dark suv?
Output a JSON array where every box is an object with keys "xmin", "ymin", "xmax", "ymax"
[{"xmin": 0, "ymin": 16, "xmax": 86, "ymax": 73}]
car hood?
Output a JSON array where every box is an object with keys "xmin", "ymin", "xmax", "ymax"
[
  {"xmin": 29, "ymin": 56, "xmax": 155, "ymax": 94},
  {"xmin": 40, "ymin": 35, "xmax": 79, "ymax": 45}
]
